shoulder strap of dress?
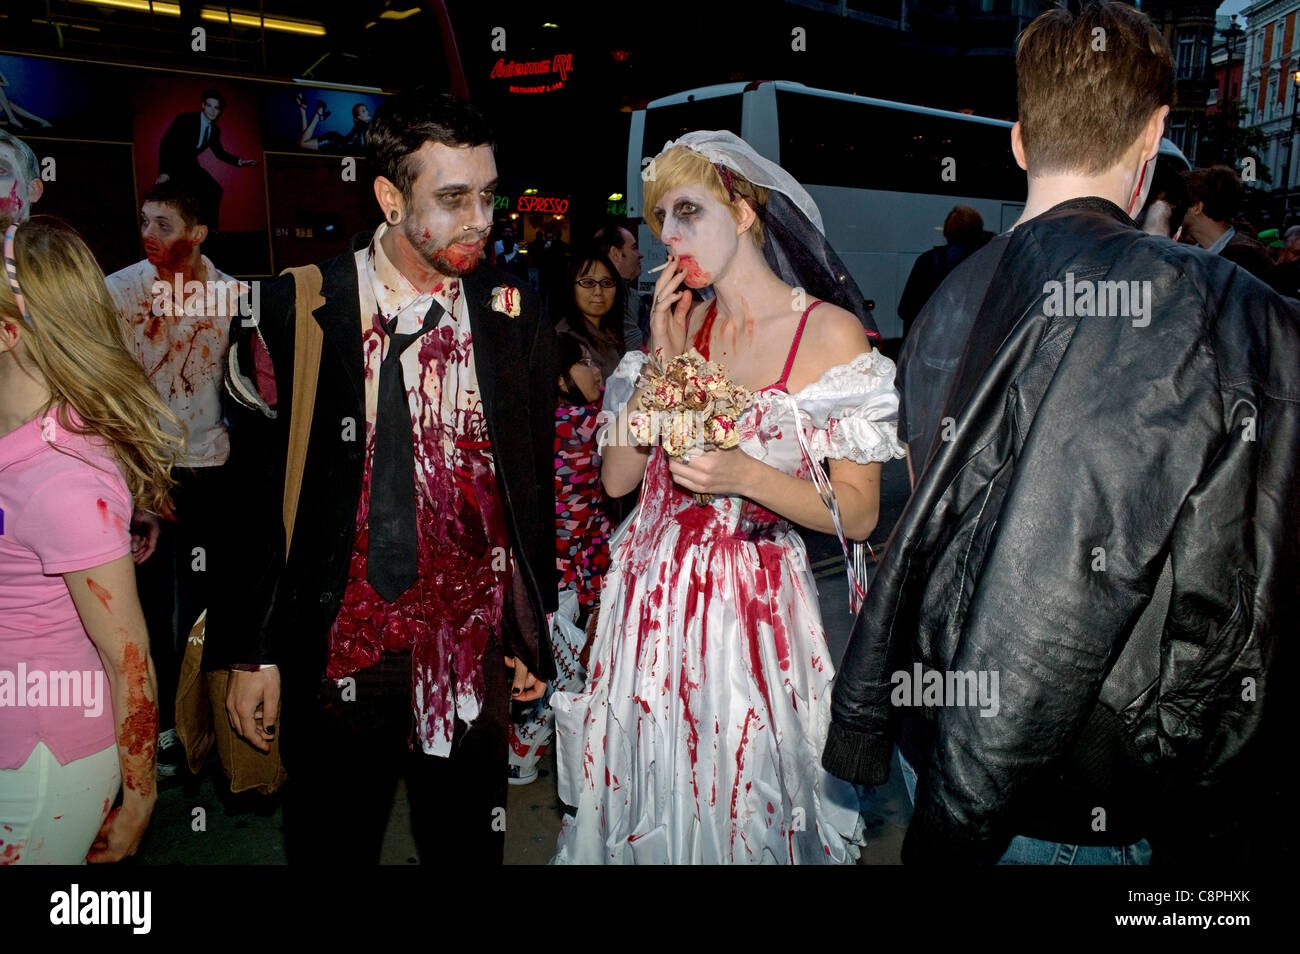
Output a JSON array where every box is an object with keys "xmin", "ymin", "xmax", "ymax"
[{"xmin": 776, "ymin": 299, "xmax": 822, "ymax": 391}]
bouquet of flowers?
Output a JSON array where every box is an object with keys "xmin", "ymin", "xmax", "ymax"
[{"xmin": 627, "ymin": 348, "xmax": 753, "ymax": 504}]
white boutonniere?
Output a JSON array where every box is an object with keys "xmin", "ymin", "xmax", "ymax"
[{"xmin": 490, "ymin": 285, "xmax": 522, "ymax": 317}]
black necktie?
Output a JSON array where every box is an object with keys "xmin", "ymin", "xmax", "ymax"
[{"xmin": 366, "ymin": 299, "xmax": 444, "ymax": 602}]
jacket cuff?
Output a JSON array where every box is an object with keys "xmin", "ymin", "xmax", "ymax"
[
  {"xmin": 902, "ymin": 803, "xmax": 1006, "ymax": 865},
  {"xmin": 822, "ymin": 722, "xmax": 893, "ymax": 785}
]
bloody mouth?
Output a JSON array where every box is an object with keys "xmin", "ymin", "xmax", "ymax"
[
  {"xmin": 432, "ymin": 239, "xmax": 485, "ymax": 275},
  {"xmin": 676, "ymin": 254, "xmax": 712, "ymax": 288}
]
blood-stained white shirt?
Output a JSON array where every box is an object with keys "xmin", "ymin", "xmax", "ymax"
[
  {"xmin": 355, "ymin": 223, "xmax": 493, "ymax": 489},
  {"xmin": 105, "ymin": 256, "xmax": 241, "ymax": 468}
]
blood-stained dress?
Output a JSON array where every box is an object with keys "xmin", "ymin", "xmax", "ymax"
[{"xmin": 551, "ymin": 345, "xmax": 906, "ymax": 864}]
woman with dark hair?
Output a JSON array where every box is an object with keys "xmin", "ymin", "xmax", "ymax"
[
  {"xmin": 508, "ymin": 332, "xmax": 612, "ymax": 784},
  {"xmin": 554, "ymin": 249, "xmax": 627, "ymax": 378}
]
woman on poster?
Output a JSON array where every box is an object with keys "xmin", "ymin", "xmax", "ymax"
[{"xmin": 550, "ymin": 131, "xmax": 906, "ymax": 864}]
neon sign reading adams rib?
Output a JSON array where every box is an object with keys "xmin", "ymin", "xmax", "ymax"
[
  {"xmin": 516, "ymin": 195, "xmax": 569, "ymax": 213},
  {"xmin": 490, "ymin": 53, "xmax": 574, "ymax": 93}
]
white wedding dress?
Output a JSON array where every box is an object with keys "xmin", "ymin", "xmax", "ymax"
[{"xmin": 551, "ymin": 340, "xmax": 906, "ymax": 864}]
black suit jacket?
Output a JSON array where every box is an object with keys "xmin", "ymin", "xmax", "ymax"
[
  {"xmin": 158, "ymin": 112, "xmax": 240, "ymax": 177},
  {"xmin": 205, "ymin": 231, "xmax": 558, "ymax": 750}
]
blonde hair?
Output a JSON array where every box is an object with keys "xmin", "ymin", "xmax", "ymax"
[
  {"xmin": 1, "ymin": 218, "xmax": 179, "ymax": 515},
  {"xmin": 642, "ymin": 145, "xmax": 769, "ymax": 246}
]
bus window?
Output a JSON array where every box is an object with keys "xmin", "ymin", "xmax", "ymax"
[
  {"xmin": 775, "ymin": 90, "xmax": 1024, "ymax": 202},
  {"xmin": 641, "ymin": 95, "xmax": 743, "ymax": 162}
]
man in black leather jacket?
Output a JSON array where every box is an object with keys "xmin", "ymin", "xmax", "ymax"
[{"xmin": 824, "ymin": 1, "xmax": 1297, "ymax": 865}]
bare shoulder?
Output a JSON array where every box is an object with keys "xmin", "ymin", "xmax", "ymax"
[{"xmin": 806, "ymin": 301, "xmax": 871, "ymax": 364}]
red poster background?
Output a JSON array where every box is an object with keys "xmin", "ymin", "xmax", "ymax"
[{"xmin": 131, "ymin": 76, "xmax": 266, "ymax": 233}]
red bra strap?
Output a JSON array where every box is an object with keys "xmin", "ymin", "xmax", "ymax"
[{"xmin": 776, "ymin": 300, "xmax": 822, "ymax": 390}]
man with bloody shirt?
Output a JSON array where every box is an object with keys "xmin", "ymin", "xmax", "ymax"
[
  {"xmin": 206, "ymin": 90, "xmax": 557, "ymax": 864},
  {"xmin": 105, "ymin": 181, "xmax": 241, "ymax": 778}
]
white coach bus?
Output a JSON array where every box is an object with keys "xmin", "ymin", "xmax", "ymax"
[{"xmin": 626, "ymin": 80, "xmax": 1190, "ymax": 339}]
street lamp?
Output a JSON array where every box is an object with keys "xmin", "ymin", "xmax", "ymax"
[
  {"xmin": 1225, "ymin": 14, "xmax": 1243, "ymax": 68},
  {"xmin": 1223, "ymin": 14, "xmax": 1244, "ymax": 109}
]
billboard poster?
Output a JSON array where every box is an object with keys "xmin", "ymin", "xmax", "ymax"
[
  {"xmin": 132, "ymin": 75, "xmax": 270, "ymax": 273},
  {"xmin": 261, "ymin": 86, "xmax": 386, "ymax": 155}
]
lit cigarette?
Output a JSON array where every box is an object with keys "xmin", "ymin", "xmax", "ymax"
[{"xmin": 648, "ymin": 261, "xmax": 671, "ymax": 274}]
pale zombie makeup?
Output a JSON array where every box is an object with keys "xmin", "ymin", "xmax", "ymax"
[
  {"xmin": 140, "ymin": 202, "xmax": 199, "ymax": 272},
  {"xmin": 401, "ymin": 141, "xmax": 498, "ymax": 278},
  {"xmin": 652, "ymin": 185, "xmax": 741, "ymax": 289},
  {"xmin": 0, "ymin": 146, "xmax": 30, "ymax": 224}
]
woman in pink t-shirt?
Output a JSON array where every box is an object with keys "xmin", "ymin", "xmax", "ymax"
[{"xmin": 0, "ymin": 219, "xmax": 179, "ymax": 864}]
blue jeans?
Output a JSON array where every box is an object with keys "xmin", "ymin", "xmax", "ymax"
[{"xmin": 897, "ymin": 750, "xmax": 1150, "ymax": 866}]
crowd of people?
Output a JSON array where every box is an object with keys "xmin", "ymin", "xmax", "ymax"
[{"xmin": 0, "ymin": 0, "xmax": 1292, "ymax": 868}]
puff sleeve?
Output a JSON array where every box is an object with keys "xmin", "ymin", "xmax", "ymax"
[{"xmin": 798, "ymin": 351, "xmax": 907, "ymax": 464}]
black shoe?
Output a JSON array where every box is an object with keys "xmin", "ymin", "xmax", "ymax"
[
  {"xmin": 316, "ymin": 102, "xmax": 331, "ymax": 120},
  {"xmin": 157, "ymin": 728, "xmax": 185, "ymax": 778}
]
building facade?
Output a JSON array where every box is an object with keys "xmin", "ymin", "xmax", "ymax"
[
  {"xmin": 1143, "ymin": 0, "xmax": 1220, "ymax": 165},
  {"xmin": 1242, "ymin": 0, "xmax": 1300, "ymax": 221},
  {"xmin": 1208, "ymin": 13, "xmax": 1248, "ymax": 115}
]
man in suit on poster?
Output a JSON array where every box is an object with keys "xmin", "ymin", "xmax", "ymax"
[{"xmin": 156, "ymin": 89, "xmax": 258, "ymax": 233}]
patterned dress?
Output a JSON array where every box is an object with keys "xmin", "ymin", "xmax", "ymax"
[
  {"xmin": 554, "ymin": 398, "xmax": 613, "ymax": 611},
  {"xmin": 551, "ymin": 344, "xmax": 906, "ymax": 864},
  {"xmin": 507, "ymin": 397, "xmax": 613, "ymax": 776}
]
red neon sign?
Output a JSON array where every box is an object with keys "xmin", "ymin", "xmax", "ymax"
[
  {"xmin": 517, "ymin": 195, "xmax": 569, "ymax": 213},
  {"xmin": 491, "ymin": 54, "xmax": 573, "ymax": 94}
]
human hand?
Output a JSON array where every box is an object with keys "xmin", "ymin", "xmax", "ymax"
[
  {"xmin": 86, "ymin": 798, "xmax": 153, "ymax": 864},
  {"xmin": 129, "ymin": 510, "xmax": 161, "ymax": 564},
  {"xmin": 647, "ymin": 252, "xmax": 692, "ymax": 358},
  {"xmin": 667, "ymin": 446, "xmax": 756, "ymax": 498},
  {"xmin": 503, "ymin": 655, "xmax": 547, "ymax": 703},
  {"xmin": 226, "ymin": 667, "xmax": 280, "ymax": 752},
  {"xmin": 238, "ymin": 159, "xmax": 259, "ymax": 167}
]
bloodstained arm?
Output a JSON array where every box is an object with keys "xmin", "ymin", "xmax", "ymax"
[{"xmin": 64, "ymin": 554, "xmax": 158, "ymax": 862}]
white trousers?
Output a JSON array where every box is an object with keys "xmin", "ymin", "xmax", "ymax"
[{"xmin": 0, "ymin": 742, "xmax": 120, "ymax": 864}]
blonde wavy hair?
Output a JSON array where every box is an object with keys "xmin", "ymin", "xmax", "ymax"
[{"xmin": 1, "ymin": 218, "xmax": 179, "ymax": 515}]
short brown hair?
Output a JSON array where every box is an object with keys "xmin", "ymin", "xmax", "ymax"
[
  {"xmin": 943, "ymin": 205, "xmax": 984, "ymax": 246},
  {"xmin": 1016, "ymin": 2, "xmax": 1174, "ymax": 176},
  {"xmin": 142, "ymin": 181, "xmax": 203, "ymax": 229},
  {"xmin": 1183, "ymin": 165, "xmax": 1244, "ymax": 225},
  {"xmin": 367, "ymin": 89, "xmax": 495, "ymax": 204}
]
